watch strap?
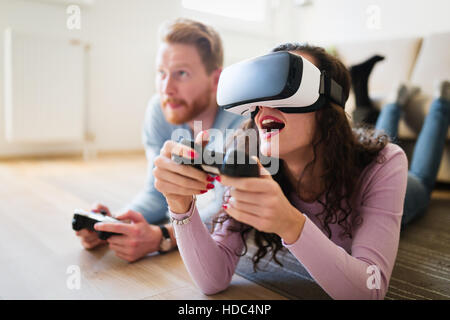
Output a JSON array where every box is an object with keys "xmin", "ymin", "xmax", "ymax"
[
  {"xmin": 159, "ymin": 225, "xmax": 170, "ymax": 240},
  {"xmin": 158, "ymin": 225, "xmax": 172, "ymax": 254}
]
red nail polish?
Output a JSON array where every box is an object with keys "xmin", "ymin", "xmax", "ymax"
[
  {"xmin": 200, "ymin": 190, "xmax": 207, "ymax": 194},
  {"xmin": 222, "ymin": 204, "xmax": 228, "ymax": 210},
  {"xmin": 206, "ymin": 183, "xmax": 214, "ymax": 189},
  {"xmin": 188, "ymin": 150, "xmax": 198, "ymax": 159},
  {"xmin": 215, "ymin": 176, "xmax": 221, "ymax": 182},
  {"xmin": 207, "ymin": 175, "xmax": 214, "ymax": 182}
]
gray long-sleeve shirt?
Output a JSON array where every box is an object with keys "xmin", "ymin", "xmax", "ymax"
[{"xmin": 125, "ymin": 95, "xmax": 245, "ymax": 224}]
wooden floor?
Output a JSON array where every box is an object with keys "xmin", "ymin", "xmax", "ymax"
[
  {"xmin": 1, "ymin": 153, "xmax": 448, "ymax": 300},
  {"xmin": 0, "ymin": 153, "xmax": 286, "ymax": 300}
]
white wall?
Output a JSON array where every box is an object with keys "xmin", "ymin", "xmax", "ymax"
[
  {"xmin": 0, "ymin": 0, "xmax": 88, "ymax": 156},
  {"xmin": 294, "ymin": 0, "xmax": 450, "ymax": 45}
]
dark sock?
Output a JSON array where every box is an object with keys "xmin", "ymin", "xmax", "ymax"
[
  {"xmin": 350, "ymin": 55, "xmax": 385, "ymax": 125},
  {"xmin": 352, "ymin": 106, "xmax": 381, "ymax": 126}
]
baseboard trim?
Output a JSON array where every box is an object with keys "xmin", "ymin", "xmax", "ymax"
[{"xmin": 0, "ymin": 150, "xmax": 145, "ymax": 162}]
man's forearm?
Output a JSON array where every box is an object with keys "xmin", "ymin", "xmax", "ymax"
[{"xmin": 126, "ymin": 190, "xmax": 168, "ymax": 224}]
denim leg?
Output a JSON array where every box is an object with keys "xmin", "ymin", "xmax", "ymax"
[
  {"xmin": 409, "ymin": 98, "xmax": 450, "ymax": 194},
  {"xmin": 375, "ymin": 103, "xmax": 401, "ymax": 141},
  {"xmin": 401, "ymin": 173, "xmax": 430, "ymax": 227}
]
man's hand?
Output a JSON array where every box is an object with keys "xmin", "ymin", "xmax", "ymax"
[
  {"xmin": 94, "ymin": 210, "xmax": 163, "ymax": 262},
  {"xmin": 75, "ymin": 203, "xmax": 110, "ymax": 250}
]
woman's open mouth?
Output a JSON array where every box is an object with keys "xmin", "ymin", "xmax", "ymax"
[{"xmin": 259, "ymin": 115, "xmax": 285, "ymax": 139}]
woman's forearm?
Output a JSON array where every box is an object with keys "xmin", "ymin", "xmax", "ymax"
[{"xmin": 170, "ymin": 204, "xmax": 244, "ymax": 295}]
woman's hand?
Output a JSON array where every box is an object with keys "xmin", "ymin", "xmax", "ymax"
[
  {"xmin": 220, "ymin": 157, "xmax": 306, "ymax": 244},
  {"xmin": 153, "ymin": 131, "xmax": 214, "ymax": 214}
]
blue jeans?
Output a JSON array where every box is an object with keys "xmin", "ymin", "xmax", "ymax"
[{"xmin": 375, "ymin": 98, "xmax": 450, "ymax": 226}]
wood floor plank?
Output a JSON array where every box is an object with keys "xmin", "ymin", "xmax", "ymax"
[{"xmin": 0, "ymin": 154, "xmax": 286, "ymax": 300}]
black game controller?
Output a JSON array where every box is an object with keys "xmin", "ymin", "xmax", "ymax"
[
  {"xmin": 171, "ymin": 138, "xmax": 273, "ymax": 177},
  {"xmin": 72, "ymin": 209, "xmax": 123, "ymax": 240}
]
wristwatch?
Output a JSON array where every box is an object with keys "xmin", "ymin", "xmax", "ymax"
[{"xmin": 158, "ymin": 225, "xmax": 172, "ymax": 254}]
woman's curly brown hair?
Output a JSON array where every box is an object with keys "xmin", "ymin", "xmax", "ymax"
[{"xmin": 212, "ymin": 43, "xmax": 389, "ymax": 271}]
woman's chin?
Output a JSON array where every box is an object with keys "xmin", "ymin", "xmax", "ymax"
[
  {"xmin": 260, "ymin": 142, "xmax": 278, "ymax": 158},
  {"xmin": 260, "ymin": 148, "xmax": 270, "ymax": 157},
  {"xmin": 258, "ymin": 130, "xmax": 281, "ymax": 158}
]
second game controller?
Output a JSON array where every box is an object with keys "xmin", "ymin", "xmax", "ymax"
[{"xmin": 72, "ymin": 209, "xmax": 124, "ymax": 240}]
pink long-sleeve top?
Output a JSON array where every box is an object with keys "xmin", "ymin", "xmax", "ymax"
[{"xmin": 170, "ymin": 143, "xmax": 408, "ymax": 299}]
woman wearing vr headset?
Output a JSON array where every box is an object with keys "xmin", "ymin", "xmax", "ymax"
[{"xmin": 153, "ymin": 43, "xmax": 413, "ymax": 299}]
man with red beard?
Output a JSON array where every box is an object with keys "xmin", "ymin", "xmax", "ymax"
[{"xmin": 75, "ymin": 18, "xmax": 244, "ymax": 261}]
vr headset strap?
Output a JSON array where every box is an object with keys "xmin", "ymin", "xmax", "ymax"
[{"xmin": 320, "ymin": 71, "xmax": 345, "ymax": 108}]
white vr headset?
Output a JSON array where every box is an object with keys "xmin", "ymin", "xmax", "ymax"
[{"xmin": 217, "ymin": 51, "xmax": 346, "ymax": 116}]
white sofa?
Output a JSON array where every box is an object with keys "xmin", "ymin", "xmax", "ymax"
[{"xmin": 334, "ymin": 32, "xmax": 450, "ymax": 183}]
